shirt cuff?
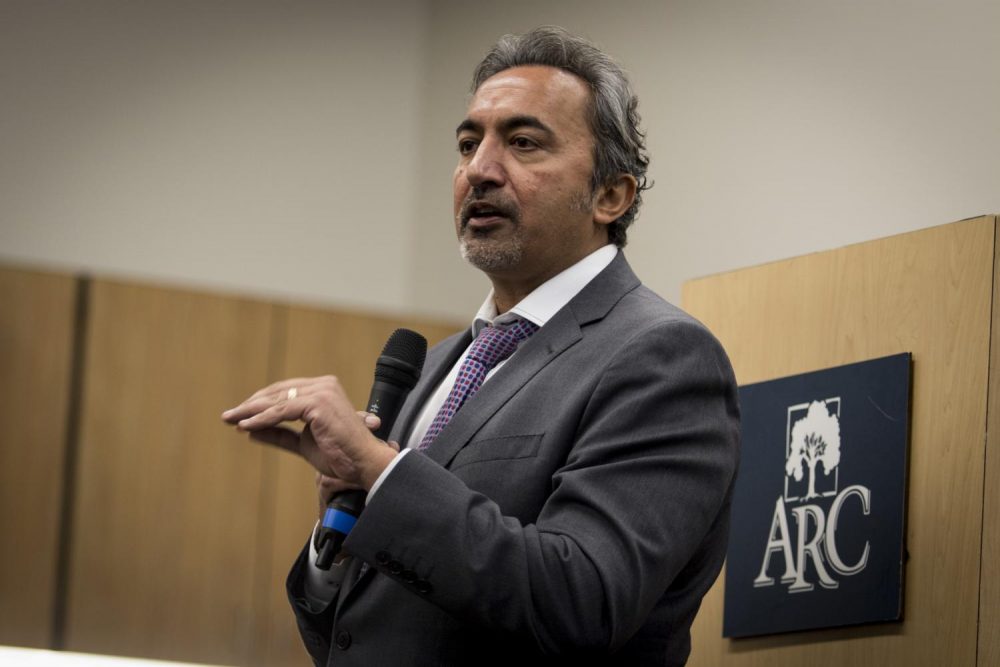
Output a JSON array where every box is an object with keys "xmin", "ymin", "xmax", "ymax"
[{"xmin": 366, "ymin": 448, "xmax": 411, "ymax": 504}]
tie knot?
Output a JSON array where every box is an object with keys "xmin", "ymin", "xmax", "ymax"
[
  {"xmin": 499, "ymin": 317, "xmax": 540, "ymax": 343},
  {"xmin": 468, "ymin": 319, "xmax": 539, "ymax": 367}
]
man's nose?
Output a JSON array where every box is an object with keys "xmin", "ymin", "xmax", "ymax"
[{"xmin": 465, "ymin": 138, "xmax": 506, "ymax": 189}]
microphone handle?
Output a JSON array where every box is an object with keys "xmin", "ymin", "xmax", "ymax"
[
  {"xmin": 365, "ymin": 378, "xmax": 414, "ymax": 440},
  {"xmin": 316, "ymin": 490, "xmax": 366, "ymax": 569},
  {"xmin": 314, "ymin": 379, "xmax": 412, "ymax": 569}
]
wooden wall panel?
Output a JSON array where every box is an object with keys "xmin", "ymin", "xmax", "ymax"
[
  {"xmin": 64, "ymin": 280, "xmax": 275, "ymax": 665},
  {"xmin": 681, "ymin": 217, "xmax": 995, "ymax": 666},
  {"xmin": 0, "ymin": 267, "xmax": 76, "ymax": 648},
  {"xmin": 255, "ymin": 307, "xmax": 460, "ymax": 667},
  {"xmin": 981, "ymin": 216, "xmax": 1000, "ymax": 667}
]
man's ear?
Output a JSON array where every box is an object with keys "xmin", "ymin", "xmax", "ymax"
[{"xmin": 593, "ymin": 174, "xmax": 638, "ymax": 226}]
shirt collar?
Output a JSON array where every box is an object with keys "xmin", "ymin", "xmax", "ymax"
[{"xmin": 471, "ymin": 244, "xmax": 618, "ymax": 336}]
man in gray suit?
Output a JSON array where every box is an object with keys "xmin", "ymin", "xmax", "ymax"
[{"xmin": 224, "ymin": 27, "xmax": 739, "ymax": 666}]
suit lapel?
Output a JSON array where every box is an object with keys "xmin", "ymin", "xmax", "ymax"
[
  {"xmin": 422, "ymin": 312, "xmax": 581, "ymax": 467},
  {"xmin": 424, "ymin": 253, "xmax": 641, "ymax": 468}
]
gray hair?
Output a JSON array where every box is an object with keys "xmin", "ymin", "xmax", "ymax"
[{"xmin": 471, "ymin": 26, "xmax": 651, "ymax": 248}]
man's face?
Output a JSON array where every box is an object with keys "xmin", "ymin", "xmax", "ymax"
[{"xmin": 453, "ymin": 65, "xmax": 606, "ymax": 286}]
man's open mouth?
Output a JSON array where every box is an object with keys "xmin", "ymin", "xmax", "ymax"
[{"xmin": 464, "ymin": 201, "xmax": 513, "ymax": 229}]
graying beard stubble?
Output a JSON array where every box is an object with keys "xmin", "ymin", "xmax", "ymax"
[{"xmin": 459, "ymin": 234, "xmax": 524, "ymax": 273}]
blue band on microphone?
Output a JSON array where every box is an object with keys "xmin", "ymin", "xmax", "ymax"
[{"xmin": 322, "ymin": 507, "xmax": 358, "ymax": 535}]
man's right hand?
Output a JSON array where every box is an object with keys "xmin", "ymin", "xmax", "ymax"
[
  {"xmin": 315, "ymin": 472, "xmax": 358, "ymax": 520},
  {"xmin": 315, "ymin": 412, "xmax": 400, "ymax": 520}
]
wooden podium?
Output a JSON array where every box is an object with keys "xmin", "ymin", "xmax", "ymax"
[{"xmin": 682, "ymin": 215, "xmax": 999, "ymax": 666}]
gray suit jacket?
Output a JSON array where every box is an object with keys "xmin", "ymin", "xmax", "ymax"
[{"xmin": 287, "ymin": 254, "xmax": 740, "ymax": 666}]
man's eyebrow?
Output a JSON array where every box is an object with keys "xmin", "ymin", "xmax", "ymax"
[
  {"xmin": 456, "ymin": 119, "xmax": 480, "ymax": 137},
  {"xmin": 455, "ymin": 115, "xmax": 555, "ymax": 138},
  {"xmin": 500, "ymin": 115, "xmax": 554, "ymax": 137}
]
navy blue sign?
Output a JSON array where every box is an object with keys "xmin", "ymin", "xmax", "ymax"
[{"xmin": 723, "ymin": 353, "xmax": 911, "ymax": 638}]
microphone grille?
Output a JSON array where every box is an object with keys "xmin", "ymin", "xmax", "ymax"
[
  {"xmin": 381, "ymin": 328, "xmax": 428, "ymax": 368},
  {"xmin": 374, "ymin": 328, "xmax": 428, "ymax": 387}
]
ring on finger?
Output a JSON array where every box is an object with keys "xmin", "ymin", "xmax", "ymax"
[{"xmin": 286, "ymin": 387, "xmax": 298, "ymax": 401}]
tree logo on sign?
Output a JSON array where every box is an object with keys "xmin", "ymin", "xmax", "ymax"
[
  {"xmin": 786, "ymin": 400, "xmax": 841, "ymax": 501},
  {"xmin": 754, "ymin": 398, "xmax": 871, "ymax": 593}
]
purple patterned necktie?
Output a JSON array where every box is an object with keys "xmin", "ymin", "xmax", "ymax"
[{"xmin": 418, "ymin": 318, "xmax": 539, "ymax": 450}]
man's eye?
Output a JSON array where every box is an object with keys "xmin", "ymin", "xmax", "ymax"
[
  {"xmin": 458, "ymin": 139, "xmax": 478, "ymax": 155},
  {"xmin": 511, "ymin": 136, "xmax": 537, "ymax": 150}
]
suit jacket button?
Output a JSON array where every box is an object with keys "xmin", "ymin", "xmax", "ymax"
[
  {"xmin": 401, "ymin": 569, "xmax": 417, "ymax": 584},
  {"xmin": 415, "ymin": 580, "xmax": 433, "ymax": 595},
  {"xmin": 375, "ymin": 551, "xmax": 391, "ymax": 565},
  {"xmin": 335, "ymin": 630, "xmax": 352, "ymax": 650},
  {"xmin": 388, "ymin": 560, "xmax": 404, "ymax": 575}
]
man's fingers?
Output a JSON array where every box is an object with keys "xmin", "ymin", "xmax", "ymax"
[
  {"xmin": 315, "ymin": 474, "xmax": 361, "ymax": 519},
  {"xmin": 223, "ymin": 374, "xmax": 372, "ymax": 484},
  {"xmin": 222, "ymin": 376, "xmax": 338, "ymax": 422},
  {"xmin": 233, "ymin": 397, "xmax": 310, "ymax": 431},
  {"xmin": 356, "ymin": 411, "xmax": 382, "ymax": 432},
  {"xmin": 244, "ymin": 377, "xmax": 322, "ymax": 403},
  {"xmin": 222, "ymin": 395, "xmax": 282, "ymax": 424},
  {"xmin": 316, "ymin": 474, "xmax": 359, "ymax": 504}
]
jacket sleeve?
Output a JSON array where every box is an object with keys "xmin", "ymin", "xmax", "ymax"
[
  {"xmin": 342, "ymin": 318, "xmax": 740, "ymax": 654},
  {"xmin": 286, "ymin": 539, "xmax": 354, "ymax": 665}
]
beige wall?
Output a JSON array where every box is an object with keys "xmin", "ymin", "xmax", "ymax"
[
  {"xmin": 411, "ymin": 0, "xmax": 1000, "ymax": 317},
  {"xmin": 2, "ymin": 0, "xmax": 999, "ymax": 314},
  {"xmin": 0, "ymin": 0, "xmax": 429, "ymax": 314}
]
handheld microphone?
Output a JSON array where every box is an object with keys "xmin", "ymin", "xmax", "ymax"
[{"xmin": 314, "ymin": 328, "xmax": 427, "ymax": 570}]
